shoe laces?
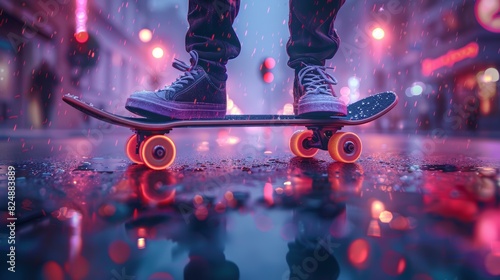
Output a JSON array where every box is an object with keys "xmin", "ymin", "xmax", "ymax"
[
  {"xmin": 298, "ymin": 65, "xmax": 338, "ymax": 95},
  {"xmin": 162, "ymin": 51, "xmax": 201, "ymax": 93}
]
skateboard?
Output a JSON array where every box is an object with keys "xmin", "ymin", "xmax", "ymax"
[{"xmin": 62, "ymin": 91, "xmax": 398, "ymax": 170}]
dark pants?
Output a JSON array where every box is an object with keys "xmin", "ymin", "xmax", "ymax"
[{"xmin": 186, "ymin": 0, "xmax": 346, "ymax": 80}]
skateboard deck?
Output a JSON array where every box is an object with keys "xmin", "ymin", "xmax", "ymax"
[{"xmin": 62, "ymin": 91, "xmax": 397, "ymax": 169}]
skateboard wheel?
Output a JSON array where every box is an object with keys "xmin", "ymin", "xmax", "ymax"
[
  {"xmin": 139, "ymin": 135, "xmax": 176, "ymax": 170},
  {"xmin": 126, "ymin": 134, "xmax": 143, "ymax": 164},
  {"xmin": 289, "ymin": 130, "xmax": 319, "ymax": 158},
  {"xmin": 139, "ymin": 170, "xmax": 177, "ymax": 204},
  {"xmin": 328, "ymin": 132, "xmax": 362, "ymax": 163}
]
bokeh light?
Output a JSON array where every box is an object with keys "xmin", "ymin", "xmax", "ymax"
[
  {"xmin": 194, "ymin": 194, "xmax": 203, "ymax": 205},
  {"xmin": 485, "ymin": 252, "xmax": 500, "ymax": 276},
  {"xmin": 348, "ymin": 77, "xmax": 360, "ymax": 89},
  {"xmin": 371, "ymin": 200, "xmax": 385, "ymax": 218},
  {"xmin": 263, "ymin": 72, "xmax": 274, "ymax": 83},
  {"xmin": 484, "ymin": 67, "xmax": 499, "ymax": 82},
  {"xmin": 43, "ymin": 261, "xmax": 64, "ymax": 280},
  {"xmin": 108, "ymin": 240, "xmax": 131, "ymax": 264},
  {"xmin": 137, "ymin": 238, "xmax": 146, "ymax": 249},
  {"xmin": 283, "ymin": 103, "xmax": 294, "ymax": 115},
  {"xmin": 372, "ymin": 27, "xmax": 385, "ymax": 40},
  {"xmin": 348, "ymin": 239, "xmax": 370, "ymax": 267},
  {"xmin": 139, "ymin": 28, "xmax": 153, "ymax": 43},
  {"xmin": 264, "ymin": 57, "xmax": 276, "ymax": 69},
  {"xmin": 152, "ymin": 47, "xmax": 164, "ymax": 59},
  {"xmin": 195, "ymin": 205, "xmax": 208, "ymax": 220},
  {"xmin": 410, "ymin": 84, "xmax": 423, "ymax": 96},
  {"xmin": 379, "ymin": 210, "xmax": 393, "ymax": 223}
]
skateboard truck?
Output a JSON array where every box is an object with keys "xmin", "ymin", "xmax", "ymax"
[
  {"xmin": 307, "ymin": 127, "xmax": 358, "ymax": 158},
  {"xmin": 304, "ymin": 126, "xmax": 340, "ymax": 150},
  {"xmin": 134, "ymin": 130, "xmax": 171, "ymax": 154}
]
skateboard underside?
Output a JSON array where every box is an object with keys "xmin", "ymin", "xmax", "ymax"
[{"xmin": 62, "ymin": 91, "xmax": 398, "ymax": 169}]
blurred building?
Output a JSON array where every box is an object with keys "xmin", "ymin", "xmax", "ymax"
[
  {"xmin": 0, "ymin": 0, "xmax": 161, "ymax": 129},
  {"xmin": 337, "ymin": 0, "xmax": 500, "ymax": 132},
  {"xmin": 388, "ymin": 0, "xmax": 500, "ymax": 132},
  {"xmin": 332, "ymin": 0, "xmax": 411, "ymax": 131}
]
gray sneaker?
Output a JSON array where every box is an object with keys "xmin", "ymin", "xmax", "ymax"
[
  {"xmin": 125, "ymin": 51, "xmax": 226, "ymax": 119},
  {"xmin": 293, "ymin": 65, "xmax": 347, "ymax": 117}
]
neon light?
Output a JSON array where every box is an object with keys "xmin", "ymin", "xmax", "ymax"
[
  {"xmin": 422, "ymin": 42, "xmax": 479, "ymax": 76},
  {"xmin": 75, "ymin": 0, "xmax": 87, "ymax": 34}
]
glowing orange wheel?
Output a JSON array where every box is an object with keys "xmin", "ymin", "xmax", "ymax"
[
  {"xmin": 125, "ymin": 134, "xmax": 143, "ymax": 164},
  {"xmin": 139, "ymin": 135, "xmax": 176, "ymax": 170},
  {"xmin": 289, "ymin": 130, "xmax": 319, "ymax": 158},
  {"xmin": 328, "ymin": 132, "xmax": 362, "ymax": 163}
]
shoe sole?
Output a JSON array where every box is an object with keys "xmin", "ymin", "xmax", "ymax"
[
  {"xmin": 126, "ymin": 95, "xmax": 226, "ymax": 119},
  {"xmin": 297, "ymin": 100, "xmax": 347, "ymax": 118}
]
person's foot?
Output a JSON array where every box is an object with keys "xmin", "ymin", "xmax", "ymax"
[
  {"xmin": 125, "ymin": 51, "xmax": 227, "ymax": 119},
  {"xmin": 293, "ymin": 65, "xmax": 347, "ymax": 117}
]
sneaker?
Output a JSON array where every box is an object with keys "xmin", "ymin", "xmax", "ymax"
[
  {"xmin": 293, "ymin": 65, "xmax": 347, "ymax": 117},
  {"xmin": 125, "ymin": 51, "xmax": 227, "ymax": 119}
]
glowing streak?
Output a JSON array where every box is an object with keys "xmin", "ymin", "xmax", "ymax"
[
  {"xmin": 75, "ymin": 0, "xmax": 87, "ymax": 34},
  {"xmin": 422, "ymin": 42, "xmax": 479, "ymax": 76}
]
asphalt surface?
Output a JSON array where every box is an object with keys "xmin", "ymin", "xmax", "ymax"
[{"xmin": 1, "ymin": 127, "xmax": 499, "ymax": 280}]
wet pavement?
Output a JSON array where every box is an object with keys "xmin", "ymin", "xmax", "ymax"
[{"xmin": 1, "ymin": 127, "xmax": 500, "ymax": 280}]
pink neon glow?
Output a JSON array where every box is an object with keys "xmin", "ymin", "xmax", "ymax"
[{"xmin": 75, "ymin": 0, "xmax": 88, "ymax": 34}]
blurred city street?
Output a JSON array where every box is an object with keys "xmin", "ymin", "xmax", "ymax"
[
  {"xmin": 1, "ymin": 128, "xmax": 500, "ymax": 279},
  {"xmin": 1, "ymin": 0, "xmax": 500, "ymax": 279}
]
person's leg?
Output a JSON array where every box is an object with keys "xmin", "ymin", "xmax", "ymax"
[
  {"xmin": 186, "ymin": 0, "xmax": 241, "ymax": 81},
  {"xmin": 287, "ymin": 0, "xmax": 345, "ymax": 70},
  {"xmin": 287, "ymin": 0, "xmax": 347, "ymax": 117},
  {"xmin": 126, "ymin": 0, "xmax": 241, "ymax": 119}
]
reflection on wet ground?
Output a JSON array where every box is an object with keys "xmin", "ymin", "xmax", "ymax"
[{"xmin": 0, "ymin": 132, "xmax": 499, "ymax": 279}]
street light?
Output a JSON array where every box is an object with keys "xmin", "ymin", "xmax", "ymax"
[
  {"xmin": 371, "ymin": 27, "xmax": 385, "ymax": 40},
  {"xmin": 139, "ymin": 28, "xmax": 152, "ymax": 43},
  {"xmin": 152, "ymin": 47, "xmax": 164, "ymax": 59}
]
